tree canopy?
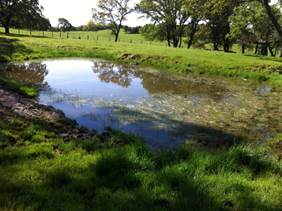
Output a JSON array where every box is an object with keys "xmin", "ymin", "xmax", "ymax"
[
  {"xmin": 0, "ymin": 0, "xmax": 45, "ymax": 33},
  {"xmin": 58, "ymin": 18, "xmax": 74, "ymax": 32},
  {"xmin": 92, "ymin": 0, "xmax": 134, "ymax": 42}
]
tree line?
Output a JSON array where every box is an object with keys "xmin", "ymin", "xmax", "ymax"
[
  {"xmin": 93, "ymin": 0, "xmax": 282, "ymax": 55},
  {"xmin": 1, "ymin": 0, "xmax": 282, "ymax": 55}
]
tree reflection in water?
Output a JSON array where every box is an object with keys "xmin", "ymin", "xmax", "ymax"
[
  {"xmin": 92, "ymin": 62, "xmax": 135, "ymax": 88},
  {"xmin": 0, "ymin": 62, "xmax": 48, "ymax": 86},
  {"xmin": 92, "ymin": 61, "xmax": 227, "ymax": 100}
]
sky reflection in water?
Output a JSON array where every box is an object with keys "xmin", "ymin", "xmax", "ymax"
[{"xmin": 2, "ymin": 59, "xmax": 281, "ymax": 149}]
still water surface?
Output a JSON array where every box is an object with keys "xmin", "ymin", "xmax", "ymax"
[{"xmin": 2, "ymin": 59, "xmax": 282, "ymax": 149}]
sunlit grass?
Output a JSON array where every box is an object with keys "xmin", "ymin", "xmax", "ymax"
[
  {"xmin": 0, "ymin": 31, "xmax": 282, "ymax": 209},
  {"xmin": 0, "ymin": 110, "xmax": 281, "ymax": 210}
]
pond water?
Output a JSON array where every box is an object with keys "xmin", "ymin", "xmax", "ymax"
[{"xmin": 1, "ymin": 59, "xmax": 282, "ymax": 149}]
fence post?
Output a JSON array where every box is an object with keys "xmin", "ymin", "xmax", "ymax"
[
  {"xmin": 67, "ymin": 32, "xmax": 69, "ymax": 39},
  {"xmin": 52, "ymin": 31, "xmax": 53, "ymax": 38},
  {"xmin": 43, "ymin": 31, "xmax": 44, "ymax": 37},
  {"xmin": 87, "ymin": 35, "xmax": 89, "ymax": 40},
  {"xmin": 30, "ymin": 29, "xmax": 32, "ymax": 36}
]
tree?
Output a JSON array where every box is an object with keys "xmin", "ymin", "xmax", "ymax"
[
  {"xmin": 184, "ymin": 0, "xmax": 207, "ymax": 48},
  {"xmin": 140, "ymin": 24, "xmax": 167, "ymax": 41},
  {"xmin": 0, "ymin": 0, "xmax": 43, "ymax": 34},
  {"xmin": 229, "ymin": 3, "xmax": 255, "ymax": 54},
  {"xmin": 138, "ymin": 0, "xmax": 189, "ymax": 48},
  {"xmin": 92, "ymin": 0, "xmax": 134, "ymax": 42},
  {"xmin": 123, "ymin": 25, "xmax": 141, "ymax": 34},
  {"xmin": 203, "ymin": 0, "xmax": 239, "ymax": 52},
  {"xmin": 84, "ymin": 20, "xmax": 96, "ymax": 31},
  {"xmin": 230, "ymin": 1, "xmax": 280, "ymax": 56},
  {"xmin": 260, "ymin": 0, "xmax": 282, "ymax": 42},
  {"xmin": 58, "ymin": 18, "xmax": 73, "ymax": 32}
]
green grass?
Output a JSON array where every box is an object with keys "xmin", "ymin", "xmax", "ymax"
[
  {"xmin": 0, "ymin": 28, "xmax": 164, "ymax": 45},
  {"xmin": 0, "ymin": 75, "xmax": 38, "ymax": 97},
  {"xmin": 0, "ymin": 31, "xmax": 282, "ymax": 210},
  {"xmin": 1, "ymin": 32, "xmax": 282, "ymax": 87},
  {"xmin": 0, "ymin": 106, "xmax": 281, "ymax": 211}
]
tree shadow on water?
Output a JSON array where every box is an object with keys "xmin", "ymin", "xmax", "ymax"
[{"xmin": 96, "ymin": 105, "xmax": 243, "ymax": 149}]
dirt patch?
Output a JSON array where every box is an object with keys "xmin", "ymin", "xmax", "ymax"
[{"xmin": 0, "ymin": 85, "xmax": 95, "ymax": 140}]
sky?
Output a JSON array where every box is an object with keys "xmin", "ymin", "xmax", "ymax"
[{"xmin": 39, "ymin": 0, "xmax": 147, "ymax": 27}]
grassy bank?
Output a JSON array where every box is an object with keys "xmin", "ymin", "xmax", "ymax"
[
  {"xmin": 0, "ymin": 102, "xmax": 282, "ymax": 210},
  {"xmin": 1, "ymin": 33, "xmax": 282, "ymax": 86},
  {"xmin": 0, "ymin": 32, "xmax": 282, "ymax": 210},
  {"xmin": 0, "ymin": 75, "xmax": 38, "ymax": 98}
]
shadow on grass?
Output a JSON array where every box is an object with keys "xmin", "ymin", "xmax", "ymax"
[
  {"xmin": 0, "ymin": 32, "xmax": 48, "ymax": 39},
  {"xmin": 0, "ymin": 152, "xmax": 216, "ymax": 211},
  {"xmin": 0, "ymin": 98, "xmax": 281, "ymax": 210},
  {"xmin": 0, "ymin": 37, "xmax": 33, "ymax": 62},
  {"xmin": 0, "ymin": 142, "xmax": 281, "ymax": 211},
  {"xmin": 244, "ymin": 53, "xmax": 282, "ymax": 63}
]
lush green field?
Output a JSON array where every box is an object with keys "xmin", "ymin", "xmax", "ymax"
[
  {"xmin": 0, "ymin": 32, "xmax": 282, "ymax": 210},
  {"xmin": 1, "ymin": 32, "xmax": 282, "ymax": 86},
  {"xmin": 0, "ymin": 28, "xmax": 165, "ymax": 46}
]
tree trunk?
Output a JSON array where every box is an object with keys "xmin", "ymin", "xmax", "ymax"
[
  {"xmin": 223, "ymin": 38, "xmax": 230, "ymax": 52},
  {"xmin": 4, "ymin": 25, "xmax": 10, "ymax": 34},
  {"xmin": 262, "ymin": 0, "xmax": 282, "ymax": 42},
  {"xmin": 188, "ymin": 20, "xmax": 198, "ymax": 49},
  {"xmin": 211, "ymin": 27, "xmax": 220, "ymax": 51},
  {"xmin": 261, "ymin": 43, "xmax": 268, "ymax": 56},
  {"xmin": 179, "ymin": 36, "xmax": 182, "ymax": 48},
  {"xmin": 213, "ymin": 42, "xmax": 219, "ymax": 51},
  {"xmin": 255, "ymin": 42, "xmax": 259, "ymax": 54},
  {"xmin": 166, "ymin": 26, "xmax": 171, "ymax": 47},
  {"xmin": 115, "ymin": 33, "xmax": 119, "ymax": 42},
  {"xmin": 172, "ymin": 36, "xmax": 179, "ymax": 48},
  {"xmin": 268, "ymin": 45, "xmax": 275, "ymax": 57},
  {"xmin": 241, "ymin": 43, "xmax": 245, "ymax": 54}
]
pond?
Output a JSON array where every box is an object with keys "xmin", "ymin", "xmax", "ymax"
[{"xmin": 1, "ymin": 59, "xmax": 282, "ymax": 149}]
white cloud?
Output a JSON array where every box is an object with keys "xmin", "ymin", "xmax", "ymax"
[{"xmin": 39, "ymin": 0, "xmax": 148, "ymax": 27}]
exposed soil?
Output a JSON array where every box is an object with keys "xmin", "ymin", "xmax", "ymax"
[{"xmin": 0, "ymin": 85, "xmax": 95, "ymax": 140}]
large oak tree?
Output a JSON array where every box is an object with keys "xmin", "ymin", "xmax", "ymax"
[
  {"xmin": 138, "ymin": 0, "xmax": 189, "ymax": 48},
  {"xmin": 0, "ymin": 0, "xmax": 43, "ymax": 34},
  {"xmin": 92, "ymin": 0, "xmax": 134, "ymax": 42}
]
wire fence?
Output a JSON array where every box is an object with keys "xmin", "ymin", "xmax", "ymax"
[{"xmin": 0, "ymin": 27, "xmax": 167, "ymax": 46}]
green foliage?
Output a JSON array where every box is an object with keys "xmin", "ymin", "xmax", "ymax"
[
  {"xmin": 229, "ymin": 1, "xmax": 281, "ymax": 55},
  {"xmin": 0, "ymin": 0, "xmax": 44, "ymax": 33},
  {"xmin": 93, "ymin": 0, "xmax": 134, "ymax": 42},
  {"xmin": 140, "ymin": 24, "xmax": 166, "ymax": 41},
  {"xmin": 58, "ymin": 18, "xmax": 74, "ymax": 32}
]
